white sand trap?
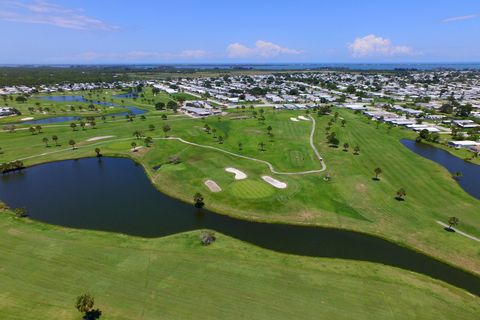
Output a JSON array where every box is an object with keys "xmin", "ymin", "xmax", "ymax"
[
  {"xmin": 20, "ymin": 117, "xmax": 34, "ymax": 121},
  {"xmin": 225, "ymin": 167, "xmax": 247, "ymax": 180},
  {"xmin": 130, "ymin": 146, "xmax": 144, "ymax": 152},
  {"xmin": 298, "ymin": 116, "xmax": 310, "ymax": 121},
  {"xmin": 87, "ymin": 135, "xmax": 115, "ymax": 142},
  {"xmin": 290, "ymin": 117, "xmax": 300, "ymax": 122},
  {"xmin": 262, "ymin": 176, "xmax": 287, "ymax": 189},
  {"xmin": 204, "ymin": 180, "xmax": 222, "ymax": 192}
]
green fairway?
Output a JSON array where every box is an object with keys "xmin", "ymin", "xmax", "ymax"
[
  {"xmin": 0, "ymin": 213, "xmax": 478, "ymax": 320},
  {"xmin": 1, "ymin": 94, "xmax": 480, "ymax": 278}
]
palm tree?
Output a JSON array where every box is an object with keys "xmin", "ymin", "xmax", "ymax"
[
  {"xmin": 354, "ymin": 145, "xmax": 360, "ymax": 155},
  {"xmin": 69, "ymin": 139, "xmax": 76, "ymax": 150},
  {"xmin": 94, "ymin": 147, "xmax": 101, "ymax": 157},
  {"xmin": 258, "ymin": 141, "xmax": 265, "ymax": 151},
  {"xmin": 70, "ymin": 123, "xmax": 77, "ymax": 131},
  {"xmin": 52, "ymin": 135, "xmax": 59, "ymax": 146},
  {"xmin": 218, "ymin": 136, "xmax": 224, "ymax": 144},
  {"xmin": 396, "ymin": 188, "xmax": 406, "ymax": 201},
  {"xmin": 374, "ymin": 167, "xmax": 382, "ymax": 180},
  {"xmin": 131, "ymin": 141, "xmax": 137, "ymax": 151},
  {"xmin": 447, "ymin": 217, "xmax": 459, "ymax": 231},
  {"xmin": 341, "ymin": 119, "xmax": 346, "ymax": 127},
  {"xmin": 144, "ymin": 136, "xmax": 153, "ymax": 147},
  {"xmin": 42, "ymin": 137, "xmax": 49, "ymax": 147},
  {"xmin": 204, "ymin": 124, "xmax": 211, "ymax": 134},
  {"xmin": 29, "ymin": 126, "xmax": 36, "ymax": 135},
  {"xmin": 343, "ymin": 143, "xmax": 349, "ymax": 151},
  {"xmin": 238, "ymin": 142, "xmax": 243, "ymax": 150},
  {"xmin": 162, "ymin": 124, "xmax": 171, "ymax": 137},
  {"xmin": 194, "ymin": 192, "xmax": 204, "ymax": 208},
  {"xmin": 211, "ymin": 128, "xmax": 217, "ymax": 138},
  {"xmin": 133, "ymin": 130, "xmax": 143, "ymax": 139},
  {"xmin": 267, "ymin": 125, "xmax": 273, "ymax": 135},
  {"xmin": 80, "ymin": 121, "xmax": 86, "ymax": 130}
]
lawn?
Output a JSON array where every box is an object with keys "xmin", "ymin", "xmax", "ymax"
[
  {"xmin": 1, "ymin": 102, "xmax": 480, "ymax": 278},
  {"xmin": 0, "ymin": 212, "xmax": 478, "ymax": 320}
]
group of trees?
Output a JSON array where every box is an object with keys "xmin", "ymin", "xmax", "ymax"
[
  {"xmin": 416, "ymin": 129, "xmax": 440, "ymax": 143},
  {"xmin": 0, "ymin": 160, "xmax": 24, "ymax": 174}
]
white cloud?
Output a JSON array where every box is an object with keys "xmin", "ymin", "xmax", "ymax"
[
  {"xmin": 348, "ymin": 34, "xmax": 415, "ymax": 57},
  {"xmin": 226, "ymin": 40, "xmax": 301, "ymax": 58},
  {"xmin": 442, "ymin": 14, "xmax": 479, "ymax": 23},
  {"xmin": 0, "ymin": 0, "xmax": 118, "ymax": 31},
  {"xmin": 72, "ymin": 49, "xmax": 207, "ymax": 62}
]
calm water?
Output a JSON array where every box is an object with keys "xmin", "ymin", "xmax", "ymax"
[
  {"xmin": 401, "ymin": 140, "xmax": 480, "ymax": 199},
  {"xmin": 0, "ymin": 157, "xmax": 478, "ymax": 295},
  {"xmin": 20, "ymin": 95, "xmax": 146, "ymax": 125}
]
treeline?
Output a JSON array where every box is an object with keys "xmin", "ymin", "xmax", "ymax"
[{"xmin": 0, "ymin": 67, "xmax": 132, "ymax": 86}]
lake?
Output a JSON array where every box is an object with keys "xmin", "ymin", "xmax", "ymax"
[
  {"xmin": 0, "ymin": 157, "xmax": 479, "ymax": 295},
  {"xmin": 20, "ymin": 95, "xmax": 146, "ymax": 125},
  {"xmin": 401, "ymin": 140, "xmax": 480, "ymax": 200}
]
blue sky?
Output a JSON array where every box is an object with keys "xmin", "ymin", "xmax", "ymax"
[{"xmin": 1, "ymin": 0, "xmax": 479, "ymax": 64}]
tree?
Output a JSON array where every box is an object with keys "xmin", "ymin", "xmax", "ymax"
[
  {"xmin": 133, "ymin": 130, "xmax": 143, "ymax": 139},
  {"xmin": 14, "ymin": 207, "xmax": 27, "ymax": 218},
  {"xmin": 69, "ymin": 139, "xmax": 76, "ymax": 150},
  {"xmin": 447, "ymin": 217, "xmax": 459, "ymax": 231},
  {"xmin": 94, "ymin": 147, "xmax": 101, "ymax": 157},
  {"xmin": 267, "ymin": 125, "xmax": 273, "ymax": 135},
  {"xmin": 80, "ymin": 121, "xmax": 86, "ymax": 130},
  {"xmin": 162, "ymin": 124, "xmax": 171, "ymax": 137},
  {"xmin": 258, "ymin": 141, "xmax": 265, "ymax": 151},
  {"xmin": 52, "ymin": 135, "xmax": 59, "ymax": 146},
  {"xmin": 167, "ymin": 100, "xmax": 178, "ymax": 111},
  {"xmin": 101, "ymin": 115, "xmax": 106, "ymax": 123},
  {"xmin": 75, "ymin": 293, "xmax": 95, "ymax": 316},
  {"xmin": 144, "ymin": 136, "xmax": 153, "ymax": 147},
  {"xmin": 131, "ymin": 141, "xmax": 137, "ymax": 151},
  {"xmin": 343, "ymin": 143, "xmax": 349, "ymax": 152},
  {"xmin": 341, "ymin": 119, "xmax": 346, "ymax": 127},
  {"xmin": 161, "ymin": 114, "xmax": 167, "ymax": 120},
  {"xmin": 211, "ymin": 128, "xmax": 217, "ymax": 138},
  {"xmin": 374, "ymin": 167, "xmax": 382, "ymax": 180},
  {"xmin": 35, "ymin": 125, "xmax": 42, "ymax": 133},
  {"xmin": 194, "ymin": 192, "xmax": 204, "ymax": 208},
  {"xmin": 204, "ymin": 124, "xmax": 211, "ymax": 134},
  {"xmin": 29, "ymin": 126, "xmax": 36, "ymax": 135},
  {"xmin": 238, "ymin": 142, "xmax": 243, "ymax": 150},
  {"xmin": 42, "ymin": 137, "xmax": 49, "ymax": 147},
  {"xmin": 354, "ymin": 145, "xmax": 360, "ymax": 155},
  {"xmin": 396, "ymin": 188, "xmax": 407, "ymax": 201},
  {"xmin": 70, "ymin": 123, "xmax": 77, "ymax": 131},
  {"xmin": 218, "ymin": 136, "xmax": 224, "ymax": 144}
]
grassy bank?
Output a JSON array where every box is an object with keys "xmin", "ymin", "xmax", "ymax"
[{"xmin": 0, "ymin": 212, "xmax": 478, "ymax": 319}]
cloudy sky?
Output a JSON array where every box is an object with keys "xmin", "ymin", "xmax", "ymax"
[{"xmin": 1, "ymin": 0, "xmax": 479, "ymax": 64}]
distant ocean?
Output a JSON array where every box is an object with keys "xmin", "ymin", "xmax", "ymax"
[
  {"xmin": 166, "ymin": 63, "xmax": 480, "ymax": 71},
  {"xmin": 1, "ymin": 63, "xmax": 480, "ymax": 71}
]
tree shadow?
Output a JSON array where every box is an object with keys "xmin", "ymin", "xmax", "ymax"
[
  {"xmin": 83, "ymin": 309, "xmax": 102, "ymax": 320},
  {"xmin": 372, "ymin": 177, "xmax": 380, "ymax": 181},
  {"xmin": 443, "ymin": 227, "xmax": 456, "ymax": 233},
  {"xmin": 395, "ymin": 196, "xmax": 405, "ymax": 201}
]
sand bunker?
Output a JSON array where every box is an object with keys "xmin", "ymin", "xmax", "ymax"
[
  {"xmin": 290, "ymin": 117, "xmax": 300, "ymax": 122},
  {"xmin": 87, "ymin": 135, "xmax": 115, "ymax": 142},
  {"xmin": 204, "ymin": 180, "xmax": 222, "ymax": 192},
  {"xmin": 225, "ymin": 167, "xmax": 247, "ymax": 180},
  {"xmin": 262, "ymin": 176, "xmax": 287, "ymax": 189},
  {"xmin": 130, "ymin": 146, "xmax": 144, "ymax": 152},
  {"xmin": 298, "ymin": 116, "xmax": 310, "ymax": 121},
  {"xmin": 20, "ymin": 117, "xmax": 34, "ymax": 121}
]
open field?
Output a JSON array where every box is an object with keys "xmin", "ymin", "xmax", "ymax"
[
  {"xmin": 1, "ymin": 101, "xmax": 479, "ymax": 276},
  {"xmin": 0, "ymin": 212, "xmax": 478, "ymax": 320}
]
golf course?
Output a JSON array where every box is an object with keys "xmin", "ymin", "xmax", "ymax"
[{"xmin": 1, "ymin": 90, "xmax": 479, "ymax": 318}]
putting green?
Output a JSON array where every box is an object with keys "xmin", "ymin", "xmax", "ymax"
[{"xmin": 228, "ymin": 180, "xmax": 276, "ymax": 199}]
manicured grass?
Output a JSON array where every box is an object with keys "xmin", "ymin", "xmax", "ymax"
[
  {"xmin": 227, "ymin": 179, "xmax": 276, "ymax": 199},
  {"xmin": 1, "ymin": 100, "xmax": 480, "ymax": 277},
  {"xmin": 0, "ymin": 213, "xmax": 478, "ymax": 320}
]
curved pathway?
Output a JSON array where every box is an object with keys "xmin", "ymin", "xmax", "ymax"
[{"xmin": 14, "ymin": 114, "xmax": 326, "ymax": 175}]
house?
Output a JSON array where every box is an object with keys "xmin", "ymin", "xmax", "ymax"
[
  {"xmin": 448, "ymin": 141, "xmax": 480, "ymax": 149},
  {"xmin": 0, "ymin": 107, "xmax": 16, "ymax": 117}
]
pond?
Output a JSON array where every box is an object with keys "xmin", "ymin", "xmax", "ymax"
[
  {"xmin": 20, "ymin": 95, "xmax": 146, "ymax": 125},
  {"xmin": 0, "ymin": 157, "xmax": 478, "ymax": 296},
  {"xmin": 401, "ymin": 140, "xmax": 480, "ymax": 200}
]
